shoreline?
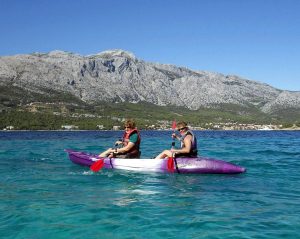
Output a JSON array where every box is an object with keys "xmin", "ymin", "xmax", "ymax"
[{"xmin": 1, "ymin": 128, "xmax": 300, "ymax": 132}]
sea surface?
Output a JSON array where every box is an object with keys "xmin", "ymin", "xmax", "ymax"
[{"xmin": 0, "ymin": 130, "xmax": 300, "ymax": 239}]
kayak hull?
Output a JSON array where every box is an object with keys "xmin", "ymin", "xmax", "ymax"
[{"xmin": 65, "ymin": 149, "xmax": 246, "ymax": 174}]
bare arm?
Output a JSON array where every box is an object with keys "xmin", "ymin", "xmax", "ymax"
[
  {"xmin": 116, "ymin": 142, "xmax": 135, "ymax": 154},
  {"xmin": 172, "ymin": 135, "xmax": 192, "ymax": 154}
]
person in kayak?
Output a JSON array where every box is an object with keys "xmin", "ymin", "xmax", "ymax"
[
  {"xmin": 99, "ymin": 119, "xmax": 141, "ymax": 158},
  {"xmin": 155, "ymin": 121, "xmax": 197, "ymax": 159}
]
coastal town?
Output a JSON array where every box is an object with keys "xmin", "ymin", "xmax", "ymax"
[
  {"xmin": 3, "ymin": 122, "xmax": 300, "ymax": 131},
  {"xmin": 2, "ymin": 102, "xmax": 299, "ymax": 131}
]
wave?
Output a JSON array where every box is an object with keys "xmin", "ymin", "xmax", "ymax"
[{"xmin": 254, "ymin": 149, "xmax": 300, "ymax": 156}]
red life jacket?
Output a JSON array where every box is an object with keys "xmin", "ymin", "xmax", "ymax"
[{"xmin": 121, "ymin": 128, "xmax": 141, "ymax": 158}]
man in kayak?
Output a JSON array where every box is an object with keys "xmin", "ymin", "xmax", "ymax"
[
  {"xmin": 155, "ymin": 121, "xmax": 197, "ymax": 159},
  {"xmin": 99, "ymin": 119, "xmax": 141, "ymax": 158}
]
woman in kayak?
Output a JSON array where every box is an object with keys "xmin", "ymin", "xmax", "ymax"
[
  {"xmin": 99, "ymin": 119, "xmax": 141, "ymax": 158},
  {"xmin": 155, "ymin": 121, "xmax": 197, "ymax": 159}
]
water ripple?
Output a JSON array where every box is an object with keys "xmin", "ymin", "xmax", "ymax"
[{"xmin": 1, "ymin": 130, "xmax": 300, "ymax": 238}]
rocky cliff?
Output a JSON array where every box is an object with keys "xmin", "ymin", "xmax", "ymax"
[{"xmin": 1, "ymin": 49, "xmax": 299, "ymax": 113}]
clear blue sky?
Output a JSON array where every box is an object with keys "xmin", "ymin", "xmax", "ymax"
[{"xmin": 1, "ymin": 0, "xmax": 299, "ymax": 91}]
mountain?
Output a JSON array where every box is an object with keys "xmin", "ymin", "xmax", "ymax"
[{"xmin": 0, "ymin": 49, "xmax": 299, "ymax": 121}]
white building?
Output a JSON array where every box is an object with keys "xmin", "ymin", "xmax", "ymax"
[
  {"xmin": 3, "ymin": 126, "xmax": 14, "ymax": 130},
  {"xmin": 97, "ymin": 125, "xmax": 104, "ymax": 130},
  {"xmin": 61, "ymin": 125, "xmax": 78, "ymax": 130},
  {"xmin": 112, "ymin": 126, "xmax": 121, "ymax": 130}
]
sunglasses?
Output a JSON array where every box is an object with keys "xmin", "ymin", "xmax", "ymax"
[{"xmin": 177, "ymin": 127, "xmax": 186, "ymax": 131}]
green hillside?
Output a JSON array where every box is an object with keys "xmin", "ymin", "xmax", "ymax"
[{"xmin": 0, "ymin": 85, "xmax": 299, "ymax": 130}]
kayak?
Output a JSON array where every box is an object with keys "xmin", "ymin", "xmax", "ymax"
[{"xmin": 65, "ymin": 149, "xmax": 246, "ymax": 174}]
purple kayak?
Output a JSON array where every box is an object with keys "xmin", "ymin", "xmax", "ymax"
[{"xmin": 65, "ymin": 149, "xmax": 246, "ymax": 174}]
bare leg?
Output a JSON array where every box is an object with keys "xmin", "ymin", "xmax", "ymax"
[
  {"xmin": 155, "ymin": 150, "xmax": 172, "ymax": 159},
  {"xmin": 99, "ymin": 148, "xmax": 112, "ymax": 157}
]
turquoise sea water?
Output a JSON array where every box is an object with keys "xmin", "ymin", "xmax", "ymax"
[{"xmin": 0, "ymin": 130, "xmax": 300, "ymax": 239}]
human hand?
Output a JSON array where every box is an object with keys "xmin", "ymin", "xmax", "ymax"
[{"xmin": 115, "ymin": 140, "xmax": 123, "ymax": 146}]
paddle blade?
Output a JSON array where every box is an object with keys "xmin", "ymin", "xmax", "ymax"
[
  {"xmin": 172, "ymin": 120, "xmax": 177, "ymax": 130},
  {"xmin": 167, "ymin": 157, "xmax": 174, "ymax": 173},
  {"xmin": 90, "ymin": 159, "xmax": 104, "ymax": 172}
]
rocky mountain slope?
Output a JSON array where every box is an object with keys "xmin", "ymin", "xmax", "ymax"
[{"xmin": 0, "ymin": 49, "xmax": 299, "ymax": 114}]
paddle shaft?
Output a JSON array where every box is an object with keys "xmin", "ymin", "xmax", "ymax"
[{"xmin": 171, "ymin": 123, "xmax": 180, "ymax": 173}]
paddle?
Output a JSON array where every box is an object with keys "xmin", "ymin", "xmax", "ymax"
[
  {"xmin": 172, "ymin": 120, "xmax": 177, "ymax": 132},
  {"xmin": 167, "ymin": 120, "xmax": 177, "ymax": 172},
  {"xmin": 90, "ymin": 158, "xmax": 104, "ymax": 172},
  {"xmin": 90, "ymin": 140, "xmax": 121, "ymax": 172},
  {"xmin": 171, "ymin": 119, "xmax": 176, "ymax": 152},
  {"xmin": 167, "ymin": 156, "xmax": 175, "ymax": 172}
]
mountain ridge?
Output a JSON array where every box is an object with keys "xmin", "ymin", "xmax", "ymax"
[{"xmin": 0, "ymin": 49, "xmax": 299, "ymax": 117}]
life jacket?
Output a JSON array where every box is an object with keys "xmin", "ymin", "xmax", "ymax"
[
  {"xmin": 179, "ymin": 130, "xmax": 198, "ymax": 157},
  {"xmin": 121, "ymin": 128, "xmax": 141, "ymax": 158}
]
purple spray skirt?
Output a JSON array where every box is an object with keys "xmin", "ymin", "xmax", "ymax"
[{"xmin": 65, "ymin": 149, "xmax": 246, "ymax": 174}]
